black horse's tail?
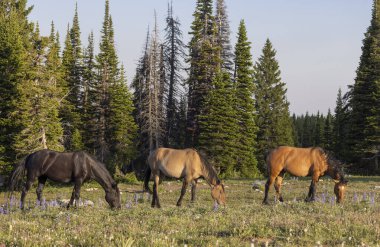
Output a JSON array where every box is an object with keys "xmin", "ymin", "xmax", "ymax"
[
  {"xmin": 143, "ymin": 166, "xmax": 152, "ymax": 193},
  {"xmin": 9, "ymin": 155, "xmax": 30, "ymax": 191}
]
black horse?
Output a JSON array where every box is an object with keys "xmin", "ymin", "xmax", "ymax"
[
  {"xmin": 9, "ymin": 149, "xmax": 121, "ymax": 209},
  {"xmin": 121, "ymin": 154, "xmax": 148, "ymax": 181}
]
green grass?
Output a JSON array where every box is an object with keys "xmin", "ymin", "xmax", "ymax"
[{"xmin": 0, "ymin": 176, "xmax": 379, "ymax": 246}]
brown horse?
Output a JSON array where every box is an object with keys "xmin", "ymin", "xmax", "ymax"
[
  {"xmin": 145, "ymin": 148, "xmax": 226, "ymax": 208},
  {"xmin": 263, "ymin": 146, "xmax": 348, "ymax": 204}
]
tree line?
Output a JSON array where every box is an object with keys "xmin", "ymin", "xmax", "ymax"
[{"xmin": 0, "ymin": 0, "xmax": 379, "ymax": 179}]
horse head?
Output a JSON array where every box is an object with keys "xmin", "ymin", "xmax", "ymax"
[
  {"xmin": 334, "ymin": 179, "xmax": 348, "ymax": 203},
  {"xmin": 105, "ymin": 183, "xmax": 121, "ymax": 209},
  {"xmin": 211, "ymin": 181, "xmax": 226, "ymax": 206}
]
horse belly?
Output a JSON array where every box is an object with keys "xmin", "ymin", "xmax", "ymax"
[
  {"xmin": 44, "ymin": 170, "xmax": 72, "ymax": 183},
  {"xmin": 285, "ymin": 163, "xmax": 311, "ymax": 177},
  {"xmin": 158, "ymin": 164, "xmax": 184, "ymax": 179}
]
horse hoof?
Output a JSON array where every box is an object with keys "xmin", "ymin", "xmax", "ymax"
[{"xmin": 262, "ymin": 201, "xmax": 269, "ymax": 205}]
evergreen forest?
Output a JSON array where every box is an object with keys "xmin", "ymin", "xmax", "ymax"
[{"xmin": 0, "ymin": 0, "xmax": 379, "ymax": 180}]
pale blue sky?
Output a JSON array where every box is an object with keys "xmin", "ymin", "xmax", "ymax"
[{"xmin": 27, "ymin": 0, "xmax": 372, "ymax": 115}]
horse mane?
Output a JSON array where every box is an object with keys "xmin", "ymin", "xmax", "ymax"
[
  {"xmin": 321, "ymin": 149, "xmax": 345, "ymax": 181},
  {"xmin": 83, "ymin": 152, "xmax": 117, "ymax": 187},
  {"xmin": 196, "ymin": 149, "xmax": 220, "ymax": 185}
]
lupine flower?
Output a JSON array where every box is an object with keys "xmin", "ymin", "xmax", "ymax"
[
  {"xmin": 369, "ymin": 192, "xmax": 375, "ymax": 205},
  {"xmin": 321, "ymin": 193, "xmax": 326, "ymax": 203},
  {"xmin": 353, "ymin": 192, "xmax": 358, "ymax": 203},
  {"xmin": 213, "ymin": 201, "xmax": 219, "ymax": 212},
  {"xmin": 125, "ymin": 201, "xmax": 132, "ymax": 209},
  {"xmin": 362, "ymin": 192, "xmax": 367, "ymax": 201},
  {"xmin": 330, "ymin": 196, "xmax": 335, "ymax": 205},
  {"xmin": 66, "ymin": 214, "xmax": 70, "ymax": 223}
]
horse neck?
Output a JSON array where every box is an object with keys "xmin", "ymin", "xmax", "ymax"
[
  {"xmin": 201, "ymin": 163, "xmax": 219, "ymax": 186},
  {"xmin": 91, "ymin": 162, "xmax": 114, "ymax": 192}
]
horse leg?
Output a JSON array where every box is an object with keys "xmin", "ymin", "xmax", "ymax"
[
  {"xmin": 274, "ymin": 173, "xmax": 285, "ymax": 202},
  {"xmin": 36, "ymin": 176, "xmax": 47, "ymax": 204},
  {"xmin": 152, "ymin": 174, "xmax": 161, "ymax": 208},
  {"xmin": 177, "ymin": 179, "xmax": 189, "ymax": 207},
  {"xmin": 263, "ymin": 175, "xmax": 276, "ymax": 204},
  {"xmin": 20, "ymin": 179, "xmax": 34, "ymax": 210},
  {"xmin": 306, "ymin": 176, "xmax": 318, "ymax": 202},
  {"xmin": 73, "ymin": 180, "xmax": 83, "ymax": 207},
  {"xmin": 67, "ymin": 187, "xmax": 75, "ymax": 209},
  {"xmin": 191, "ymin": 179, "xmax": 198, "ymax": 202}
]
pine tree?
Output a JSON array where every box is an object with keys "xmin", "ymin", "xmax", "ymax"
[
  {"xmin": 198, "ymin": 71, "xmax": 239, "ymax": 177},
  {"xmin": 108, "ymin": 65, "xmax": 137, "ymax": 174},
  {"xmin": 348, "ymin": 0, "xmax": 380, "ymax": 161},
  {"xmin": 82, "ymin": 32, "xmax": 97, "ymax": 152},
  {"xmin": 186, "ymin": 0, "xmax": 218, "ymax": 147},
  {"xmin": 0, "ymin": 0, "xmax": 34, "ymax": 172},
  {"xmin": 60, "ymin": 4, "xmax": 84, "ymax": 150},
  {"xmin": 333, "ymin": 88, "xmax": 350, "ymax": 159},
  {"xmin": 94, "ymin": 0, "xmax": 119, "ymax": 161},
  {"xmin": 233, "ymin": 20, "xmax": 259, "ymax": 177},
  {"xmin": 313, "ymin": 112, "xmax": 325, "ymax": 147},
  {"xmin": 13, "ymin": 22, "xmax": 64, "ymax": 157},
  {"xmin": 163, "ymin": 2, "xmax": 185, "ymax": 147},
  {"xmin": 215, "ymin": 0, "xmax": 233, "ymax": 73},
  {"xmin": 323, "ymin": 109, "xmax": 334, "ymax": 151},
  {"xmin": 254, "ymin": 39, "xmax": 293, "ymax": 171}
]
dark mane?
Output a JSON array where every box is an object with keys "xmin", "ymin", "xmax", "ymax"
[
  {"xmin": 323, "ymin": 150, "xmax": 345, "ymax": 181},
  {"xmin": 197, "ymin": 150, "xmax": 220, "ymax": 185}
]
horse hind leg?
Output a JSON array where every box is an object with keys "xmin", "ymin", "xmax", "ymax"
[
  {"xmin": 152, "ymin": 173, "xmax": 161, "ymax": 208},
  {"xmin": 21, "ymin": 178, "xmax": 35, "ymax": 210},
  {"xmin": 274, "ymin": 172, "xmax": 285, "ymax": 202},
  {"xmin": 177, "ymin": 179, "xmax": 189, "ymax": 207},
  {"xmin": 36, "ymin": 176, "xmax": 47, "ymax": 205}
]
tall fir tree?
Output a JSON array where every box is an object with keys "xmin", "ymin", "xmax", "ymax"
[
  {"xmin": 163, "ymin": 2, "xmax": 185, "ymax": 147},
  {"xmin": 323, "ymin": 109, "xmax": 334, "ymax": 151},
  {"xmin": 333, "ymin": 88, "xmax": 351, "ymax": 159},
  {"xmin": 198, "ymin": 71, "xmax": 239, "ymax": 177},
  {"xmin": 186, "ymin": 0, "xmax": 218, "ymax": 147},
  {"xmin": 95, "ymin": 0, "xmax": 119, "ymax": 162},
  {"xmin": 0, "ymin": 0, "xmax": 34, "ymax": 173},
  {"xmin": 108, "ymin": 65, "xmax": 137, "ymax": 174},
  {"xmin": 60, "ymin": 4, "xmax": 84, "ymax": 151},
  {"xmin": 254, "ymin": 38, "xmax": 293, "ymax": 172},
  {"xmin": 233, "ymin": 20, "xmax": 259, "ymax": 177},
  {"xmin": 215, "ymin": 0, "xmax": 233, "ymax": 74},
  {"xmin": 348, "ymin": 0, "xmax": 380, "ymax": 162}
]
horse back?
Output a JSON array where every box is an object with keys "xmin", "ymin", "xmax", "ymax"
[
  {"xmin": 26, "ymin": 150, "xmax": 90, "ymax": 183},
  {"xmin": 149, "ymin": 148, "xmax": 201, "ymax": 179},
  {"xmin": 267, "ymin": 146, "xmax": 326, "ymax": 177}
]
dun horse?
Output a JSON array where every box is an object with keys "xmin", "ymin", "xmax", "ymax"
[
  {"xmin": 9, "ymin": 149, "xmax": 121, "ymax": 209},
  {"xmin": 145, "ymin": 148, "xmax": 226, "ymax": 208},
  {"xmin": 263, "ymin": 146, "xmax": 348, "ymax": 204}
]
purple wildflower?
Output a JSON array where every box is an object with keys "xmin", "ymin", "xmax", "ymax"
[
  {"xmin": 369, "ymin": 192, "xmax": 375, "ymax": 205},
  {"xmin": 213, "ymin": 201, "xmax": 219, "ymax": 212},
  {"xmin": 321, "ymin": 193, "xmax": 326, "ymax": 203},
  {"xmin": 330, "ymin": 196, "xmax": 335, "ymax": 205},
  {"xmin": 353, "ymin": 192, "xmax": 358, "ymax": 203},
  {"xmin": 125, "ymin": 201, "xmax": 132, "ymax": 209},
  {"xmin": 363, "ymin": 192, "xmax": 367, "ymax": 202}
]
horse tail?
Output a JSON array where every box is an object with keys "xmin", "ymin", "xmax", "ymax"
[
  {"xmin": 143, "ymin": 166, "xmax": 152, "ymax": 193},
  {"xmin": 9, "ymin": 155, "xmax": 30, "ymax": 191}
]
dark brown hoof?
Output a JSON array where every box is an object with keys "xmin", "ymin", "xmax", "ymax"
[{"xmin": 262, "ymin": 200, "xmax": 269, "ymax": 205}]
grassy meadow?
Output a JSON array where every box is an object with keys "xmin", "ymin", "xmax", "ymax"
[{"xmin": 0, "ymin": 176, "xmax": 379, "ymax": 246}]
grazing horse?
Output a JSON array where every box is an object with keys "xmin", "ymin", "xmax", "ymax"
[
  {"xmin": 263, "ymin": 146, "xmax": 348, "ymax": 204},
  {"xmin": 145, "ymin": 148, "xmax": 226, "ymax": 208},
  {"xmin": 121, "ymin": 154, "xmax": 148, "ymax": 181},
  {"xmin": 9, "ymin": 149, "xmax": 121, "ymax": 209}
]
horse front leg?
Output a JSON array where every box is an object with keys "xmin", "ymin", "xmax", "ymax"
[
  {"xmin": 263, "ymin": 176, "xmax": 275, "ymax": 204},
  {"xmin": 177, "ymin": 179, "xmax": 189, "ymax": 207},
  {"xmin": 73, "ymin": 180, "xmax": 83, "ymax": 207},
  {"xmin": 306, "ymin": 177, "xmax": 318, "ymax": 202},
  {"xmin": 191, "ymin": 179, "xmax": 198, "ymax": 202}
]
